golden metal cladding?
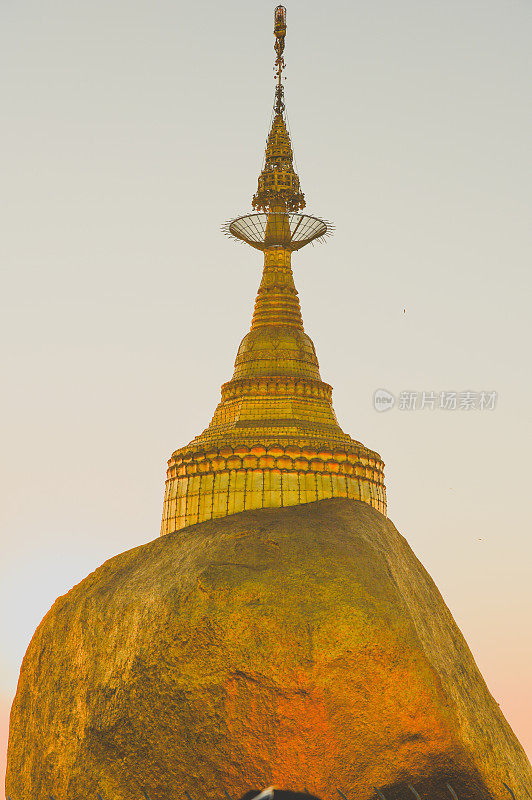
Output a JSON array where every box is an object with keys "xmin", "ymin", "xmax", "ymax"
[
  {"xmin": 160, "ymin": 5, "xmax": 386, "ymax": 535},
  {"xmin": 252, "ymin": 117, "xmax": 305, "ymax": 213},
  {"xmin": 161, "ymin": 247, "xmax": 386, "ymax": 535}
]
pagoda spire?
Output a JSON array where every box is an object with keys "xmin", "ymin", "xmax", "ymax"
[
  {"xmin": 160, "ymin": 7, "xmax": 386, "ymax": 535},
  {"xmin": 253, "ymin": 6, "xmax": 305, "ymax": 216},
  {"xmin": 273, "ymin": 3, "xmax": 287, "ymax": 116}
]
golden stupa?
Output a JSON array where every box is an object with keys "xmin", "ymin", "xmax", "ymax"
[
  {"xmin": 6, "ymin": 9, "xmax": 532, "ymax": 800},
  {"xmin": 161, "ymin": 5, "xmax": 385, "ymax": 535}
]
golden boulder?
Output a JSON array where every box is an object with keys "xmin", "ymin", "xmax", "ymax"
[{"xmin": 6, "ymin": 500, "xmax": 531, "ymax": 799}]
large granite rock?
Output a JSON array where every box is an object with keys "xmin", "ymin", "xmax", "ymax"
[{"xmin": 6, "ymin": 499, "xmax": 531, "ymax": 800}]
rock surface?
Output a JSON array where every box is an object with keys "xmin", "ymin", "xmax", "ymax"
[{"xmin": 6, "ymin": 499, "xmax": 531, "ymax": 800}]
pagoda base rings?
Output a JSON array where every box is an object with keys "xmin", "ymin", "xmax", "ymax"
[{"xmin": 161, "ymin": 443, "xmax": 386, "ymax": 535}]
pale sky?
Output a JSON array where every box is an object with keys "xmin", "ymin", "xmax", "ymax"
[{"xmin": 1, "ymin": 0, "xmax": 531, "ymax": 786}]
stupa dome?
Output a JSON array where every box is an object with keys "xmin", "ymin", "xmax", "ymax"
[{"xmin": 233, "ymin": 327, "xmax": 321, "ymax": 380}]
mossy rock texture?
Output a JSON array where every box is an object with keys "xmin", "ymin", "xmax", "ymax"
[{"xmin": 6, "ymin": 499, "xmax": 531, "ymax": 800}]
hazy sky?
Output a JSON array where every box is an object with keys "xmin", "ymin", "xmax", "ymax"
[{"xmin": 1, "ymin": 0, "xmax": 531, "ymax": 786}]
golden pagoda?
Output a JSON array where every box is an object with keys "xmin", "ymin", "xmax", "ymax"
[
  {"xmin": 161, "ymin": 6, "xmax": 386, "ymax": 535},
  {"xmin": 8, "ymin": 15, "xmax": 532, "ymax": 799}
]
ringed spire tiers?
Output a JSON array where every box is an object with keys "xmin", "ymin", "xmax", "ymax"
[{"xmin": 161, "ymin": 6, "xmax": 386, "ymax": 535}]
